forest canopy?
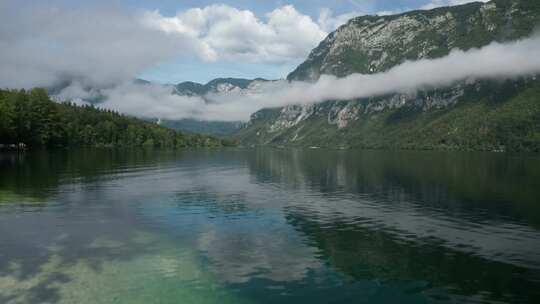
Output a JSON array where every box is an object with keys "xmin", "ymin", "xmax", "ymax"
[{"xmin": 0, "ymin": 88, "xmax": 235, "ymax": 148}]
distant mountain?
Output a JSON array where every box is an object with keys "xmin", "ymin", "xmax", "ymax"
[
  {"xmin": 174, "ymin": 81, "xmax": 206, "ymax": 96},
  {"xmin": 133, "ymin": 78, "xmax": 152, "ymax": 86},
  {"xmin": 48, "ymin": 79, "xmax": 148, "ymax": 104},
  {"xmin": 168, "ymin": 78, "xmax": 270, "ymax": 136},
  {"xmin": 48, "ymin": 78, "xmax": 270, "ymax": 137},
  {"xmin": 238, "ymin": 0, "xmax": 540, "ymax": 152},
  {"xmin": 174, "ymin": 78, "xmax": 269, "ymax": 96}
]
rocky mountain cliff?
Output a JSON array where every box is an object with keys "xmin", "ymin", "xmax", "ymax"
[
  {"xmin": 174, "ymin": 78, "xmax": 267, "ymax": 96},
  {"xmin": 164, "ymin": 78, "xmax": 270, "ymax": 136},
  {"xmin": 238, "ymin": 0, "xmax": 540, "ymax": 151},
  {"xmin": 288, "ymin": 0, "xmax": 539, "ymax": 81}
]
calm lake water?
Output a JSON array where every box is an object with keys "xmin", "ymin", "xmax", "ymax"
[{"xmin": 1, "ymin": 148, "xmax": 540, "ymax": 304}]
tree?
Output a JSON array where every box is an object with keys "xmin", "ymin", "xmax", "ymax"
[{"xmin": 0, "ymin": 88, "xmax": 230, "ymax": 148}]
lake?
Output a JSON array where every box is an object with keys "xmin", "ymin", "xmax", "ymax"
[{"xmin": 1, "ymin": 148, "xmax": 540, "ymax": 304}]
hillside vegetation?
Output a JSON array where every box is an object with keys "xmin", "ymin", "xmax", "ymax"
[
  {"xmin": 239, "ymin": 78, "xmax": 540, "ymax": 152},
  {"xmin": 0, "ymin": 88, "xmax": 234, "ymax": 148},
  {"xmin": 238, "ymin": 0, "xmax": 540, "ymax": 152}
]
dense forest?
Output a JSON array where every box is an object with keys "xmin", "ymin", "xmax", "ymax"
[{"xmin": 0, "ymin": 88, "xmax": 235, "ymax": 148}]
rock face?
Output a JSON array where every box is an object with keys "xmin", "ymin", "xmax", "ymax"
[
  {"xmin": 174, "ymin": 78, "xmax": 268, "ymax": 96},
  {"xmin": 167, "ymin": 78, "xmax": 271, "ymax": 136},
  {"xmin": 238, "ymin": 0, "xmax": 540, "ymax": 151},
  {"xmin": 288, "ymin": 0, "xmax": 537, "ymax": 81}
]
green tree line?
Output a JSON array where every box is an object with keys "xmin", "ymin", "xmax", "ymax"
[{"xmin": 0, "ymin": 88, "xmax": 236, "ymax": 148}]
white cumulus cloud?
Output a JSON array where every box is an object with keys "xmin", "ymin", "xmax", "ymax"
[
  {"xmin": 85, "ymin": 34, "xmax": 540, "ymax": 122},
  {"xmin": 142, "ymin": 5, "xmax": 327, "ymax": 63},
  {"xmin": 0, "ymin": 2, "xmax": 337, "ymax": 89},
  {"xmin": 318, "ymin": 8, "xmax": 362, "ymax": 32},
  {"xmin": 0, "ymin": 2, "xmax": 189, "ymax": 89}
]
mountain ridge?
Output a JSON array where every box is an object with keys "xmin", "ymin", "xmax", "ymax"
[
  {"xmin": 168, "ymin": 77, "xmax": 271, "ymax": 136},
  {"xmin": 174, "ymin": 77, "xmax": 270, "ymax": 96},
  {"xmin": 288, "ymin": 0, "xmax": 539, "ymax": 81},
  {"xmin": 48, "ymin": 77, "xmax": 271, "ymax": 137},
  {"xmin": 237, "ymin": 0, "xmax": 540, "ymax": 152}
]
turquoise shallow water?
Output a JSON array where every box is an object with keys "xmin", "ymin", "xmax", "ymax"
[{"xmin": 1, "ymin": 148, "xmax": 540, "ymax": 303}]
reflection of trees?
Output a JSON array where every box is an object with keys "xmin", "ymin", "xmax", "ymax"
[
  {"xmin": 285, "ymin": 213, "xmax": 540, "ymax": 304},
  {"xmin": 0, "ymin": 149, "xmax": 184, "ymax": 201},
  {"xmin": 243, "ymin": 148, "xmax": 540, "ymax": 302},
  {"xmin": 246, "ymin": 148, "xmax": 540, "ymax": 226},
  {"xmin": 2, "ymin": 148, "xmax": 540, "ymax": 302},
  {"xmin": 0, "ymin": 149, "xmax": 208, "ymax": 302}
]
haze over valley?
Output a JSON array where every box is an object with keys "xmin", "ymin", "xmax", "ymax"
[{"xmin": 2, "ymin": 2, "xmax": 540, "ymax": 303}]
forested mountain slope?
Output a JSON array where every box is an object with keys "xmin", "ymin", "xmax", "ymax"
[{"xmin": 238, "ymin": 0, "xmax": 540, "ymax": 152}]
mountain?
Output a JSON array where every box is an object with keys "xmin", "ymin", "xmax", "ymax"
[
  {"xmin": 174, "ymin": 78, "xmax": 268, "ymax": 96},
  {"xmin": 166, "ymin": 78, "xmax": 270, "ymax": 136},
  {"xmin": 237, "ymin": 0, "xmax": 540, "ymax": 152},
  {"xmin": 288, "ymin": 0, "xmax": 540, "ymax": 81},
  {"xmin": 49, "ymin": 78, "xmax": 269, "ymax": 137}
]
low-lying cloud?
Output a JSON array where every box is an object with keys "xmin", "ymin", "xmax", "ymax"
[
  {"xmin": 3, "ymin": 1, "xmax": 539, "ymax": 123},
  {"xmin": 88, "ymin": 34, "xmax": 540, "ymax": 122},
  {"xmin": 0, "ymin": 2, "xmax": 344, "ymax": 89},
  {"xmin": 0, "ymin": 3, "xmax": 187, "ymax": 89}
]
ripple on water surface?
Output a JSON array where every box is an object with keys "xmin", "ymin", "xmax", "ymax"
[{"xmin": 1, "ymin": 149, "xmax": 540, "ymax": 303}]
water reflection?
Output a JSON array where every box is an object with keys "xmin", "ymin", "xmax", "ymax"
[
  {"xmin": 246, "ymin": 149, "xmax": 540, "ymax": 225},
  {"xmin": 0, "ymin": 148, "xmax": 539, "ymax": 303},
  {"xmin": 245, "ymin": 149, "xmax": 540, "ymax": 303}
]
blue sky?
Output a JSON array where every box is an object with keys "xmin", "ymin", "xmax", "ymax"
[
  {"xmin": 127, "ymin": 0, "xmax": 464, "ymax": 84},
  {"xmin": 5, "ymin": 0, "xmax": 517, "ymax": 122},
  {"xmin": 1, "ymin": 0, "xmax": 485, "ymax": 88},
  {"xmin": 123, "ymin": 0, "xmax": 429, "ymax": 18}
]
